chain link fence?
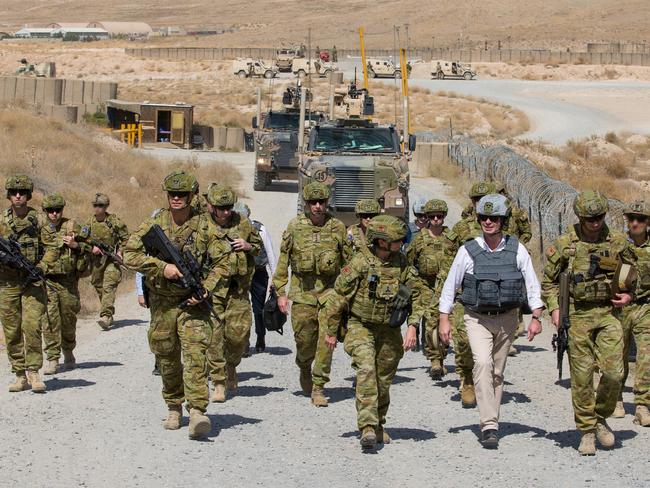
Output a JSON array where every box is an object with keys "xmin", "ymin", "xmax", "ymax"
[{"xmin": 448, "ymin": 136, "xmax": 626, "ymax": 260}]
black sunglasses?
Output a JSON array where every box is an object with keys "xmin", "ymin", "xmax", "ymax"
[
  {"xmin": 627, "ymin": 214, "xmax": 647, "ymax": 223},
  {"xmin": 93, "ymin": 204, "xmax": 107, "ymax": 208},
  {"xmin": 358, "ymin": 213, "xmax": 376, "ymax": 219},
  {"xmin": 9, "ymin": 189, "xmax": 29, "ymax": 196},
  {"xmin": 45, "ymin": 208, "xmax": 63, "ymax": 213},
  {"xmin": 584, "ymin": 214, "xmax": 606, "ymax": 223},
  {"xmin": 216, "ymin": 205, "xmax": 234, "ymax": 211},
  {"xmin": 307, "ymin": 199, "xmax": 327, "ymax": 205},
  {"xmin": 478, "ymin": 215, "xmax": 502, "ymax": 222},
  {"xmin": 168, "ymin": 191, "xmax": 190, "ymax": 198},
  {"xmin": 428, "ymin": 214, "xmax": 446, "ymax": 220}
]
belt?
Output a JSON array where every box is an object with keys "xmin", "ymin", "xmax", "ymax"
[{"xmin": 479, "ymin": 308, "xmax": 517, "ymax": 316}]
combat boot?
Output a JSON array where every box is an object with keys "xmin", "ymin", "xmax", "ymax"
[
  {"xmin": 299, "ymin": 367, "xmax": 312, "ymax": 395},
  {"xmin": 188, "ymin": 408, "xmax": 211, "ymax": 439},
  {"xmin": 578, "ymin": 432, "xmax": 596, "ymax": 456},
  {"xmin": 429, "ymin": 364, "xmax": 445, "ymax": 380},
  {"xmin": 311, "ymin": 385, "xmax": 328, "ymax": 407},
  {"xmin": 612, "ymin": 400, "xmax": 625, "ymax": 418},
  {"xmin": 97, "ymin": 316, "xmax": 113, "ymax": 330},
  {"xmin": 63, "ymin": 350, "xmax": 76, "ymax": 371},
  {"xmin": 211, "ymin": 384, "xmax": 226, "ymax": 403},
  {"xmin": 43, "ymin": 359, "xmax": 59, "ymax": 376},
  {"xmin": 461, "ymin": 384, "xmax": 476, "ymax": 408},
  {"xmin": 508, "ymin": 344, "xmax": 519, "ymax": 356},
  {"xmin": 27, "ymin": 371, "xmax": 46, "ymax": 393},
  {"xmin": 375, "ymin": 426, "xmax": 391, "ymax": 444},
  {"xmin": 634, "ymin": 405, "xmax": 650, "ymax": 427},
  {"xmin": 595, "ymin": 419, "xmax": 615, "ymax": 448},
  {"xmin": 226, "ymin": 364, "xmax": 238, "ymax": 391},
  {"xmin": 8, "ymin": 373, "xmax": 29, "ymax": 392},
  {"xmin": 162, "ymin": 405, "xmax": 182, "ymax": 430},
  {"xmin": 360, "ymin": 425, "xmax": 377, "ymax": 451}
]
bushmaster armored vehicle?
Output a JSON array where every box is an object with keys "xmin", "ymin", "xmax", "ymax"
[{"xmin": 431, "ymin": 60, "xmax": 476, "ymax": 80}]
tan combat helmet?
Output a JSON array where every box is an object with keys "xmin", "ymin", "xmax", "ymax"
[
  {"xmin": 303, "ymin": 181, "xmax": 331, "ymax": 201},
  {"xmin": 5, "ymin": 174, "xmax": 34, "ymax": 199},
  {"xmin": 92, "ymin": 193, "xmax": 110, "ymax": 207},
  {"xmin": 365, "ymin": 215, "xmax": 408, "ymax": 243},
  {"xmin": 623, "ymin": 200, "xmax": 650, "ymax": 218},
  {"xmin": 41, "ymin": 193, "xmax": 66, "ymax": 210},
  {"xmin": 355, "ymin": 199, "xmax": 381, "ymax": 217},
  {"xmin": 207, "ymin": 185, "xmax": 238, "ymax": 207},
  {"xmin": 573, "ymin": 190, "xmax": 608, "ymax": 218},
  {"xmin": 469, "ymin": 181, "xmax": 496, "ymax": 199},
  {"xmin": 423, "ymin": 199, "xmax": 448, "ymax": 215},
  {"xmin": 162, "ymin": 170, "xmax": 197, "ymax": 193}
]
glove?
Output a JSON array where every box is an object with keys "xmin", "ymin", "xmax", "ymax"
[{"xmin": 391, "ymin": 284, "xmax": 411, "ymax": 310}]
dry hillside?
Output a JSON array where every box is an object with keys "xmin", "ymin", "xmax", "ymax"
[{"xmin": 1, "ymin": 1, "xmax": 649, "ymax": 49}]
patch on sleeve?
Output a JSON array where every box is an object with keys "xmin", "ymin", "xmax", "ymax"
[
  {"xmin": 545, "ymin": 245, "xmax": 557, "ymax": 258},
  {"xmin": 342, "ymin": 265, "xmax": 351, "ymax": 275}
]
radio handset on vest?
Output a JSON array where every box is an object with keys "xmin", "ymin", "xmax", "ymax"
[{"xmin": 367, "ymin": 275, "xmax": 378, "ymax": 298}]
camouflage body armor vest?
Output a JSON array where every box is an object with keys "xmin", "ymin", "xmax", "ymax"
[
  {"xmin": 0, "ymin": 207, "xmax": 42, "ymax": 281},
  {"xmin": 568, "ymin": 240, "xmax": 618, "ymax": 303},
  {"xmin": 350, "ymin": 253, "xmax": 403, "ymax": 325},
  {"xmin": 290, "ymin": 220, "xmax": 343, "ymax": 277}
]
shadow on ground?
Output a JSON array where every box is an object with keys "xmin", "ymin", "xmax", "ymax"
[
  {"xmin": 46, "ymin": 378, "xmax": 96, "ymax": 391},
  {"xmin": 76, "ymin": 361, "xmax": 123, "ymax": 369},
  {"xmin": 235, "ymin": 385, "xmax": 284, "ymax": 397},
  {"xmin": 238, "ymin": 371, "xmax": 273, "ymax": 382}
]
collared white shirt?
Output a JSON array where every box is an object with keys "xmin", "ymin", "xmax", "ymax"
[
  {"xmin": 258, "ymin": 222, "xmax": 277, "ymax": 276},
  {"xmin": 439, "ymin": 235, "xmax": 544, "ymax": 314}
]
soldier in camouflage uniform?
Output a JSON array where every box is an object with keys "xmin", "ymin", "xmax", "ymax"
[
  {"xmin": 320, "ymin": 215, "xmax": 424, "ymax": 450},
  {"xmin": 0, "ymin": 175, "xmax": 47, "ymax": 393},
  {"xmin": 80, "ymin": 193, "xmax": 129, "ymax": 330},
  {"xmin": 40, "ymin": 194, "xmax": 86, "ymax": 375},
  {"xmin": 273, "ymin": 181, "xmax": 351, "ymax": 407},
  {"xmin": 449, "ymin": 181, "xmax": 495, "ymax": 407},
  {"xmin": 615, "ymin": 201, "xmax": 650, "ymax": 426},
  {"xmin": 406, "ymin": 199, "xmax": 460, "ymax": 379},
  {"xmin": 124, "ymin": 171, "xmax": 230, "ymax": 440},
  {"xmin": 347, "ymin": 199, "xmax": 380, "ymax": 256},
  {"xmin": 204, "ymin": 185, "xmax": 261, "ymax": 403},
  {"xmin": 542, "ymin": 190, "xmax": 636, "ymax": 455}
]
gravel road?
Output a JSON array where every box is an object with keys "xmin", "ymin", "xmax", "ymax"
[{"xmin": 1, "ymin": 153, "xmax": 648, "ymax": 488}]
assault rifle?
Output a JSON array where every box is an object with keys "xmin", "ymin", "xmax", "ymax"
[
  {"xmin": 141, "ymin": 224, "xmax": 211, "ymax": 310},
  {"xmin": 89, "ymin": 239, "xmax": 125, "ymax": 268},
  {"xmin": 0, "ymin": 237, "xmax": 52, "ymax": 288},
  {"xmin": 587, "ymin": 253, "xmax": 618, "ymax": 279},
  {"xmin": 551, "ymin": 272, "xmax": 571, "ymax": 380}
]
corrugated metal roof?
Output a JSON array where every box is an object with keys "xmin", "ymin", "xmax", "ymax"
[{"xmin": 88, "ymin": 22, "xmax": 153, "ymax": 34}]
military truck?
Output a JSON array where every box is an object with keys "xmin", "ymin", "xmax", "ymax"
[
  {"xmin": 232, "ymin": 58, "xmax": 278, "ymax": 79},
  {"xmin": 291, "ymin": 58, "xmax": 337, "ymax": 78},
  {"xmin": 253, "ymin": 85, "xmax": 322, "ymax": 191},
  {"xmin": 297, "ymin": 85, "xmax": 415, "ymax": 225},
  {"xmin": 366, "ymin": 58, "xmax": 409, "ymax": 79},
  {"xmin": 276, "ymin": 44, "xmax": 306, "ymax": 72},
  {"xmin": 431, "ymin": 60, "xmax": 476, "ymax": 80}
]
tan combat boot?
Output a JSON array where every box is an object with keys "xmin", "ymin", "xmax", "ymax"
[
  {"xmin": 612, "ymin": 400, "xmax": 625, "ymax": 418},
  {"xmin": 43, "ymin": 359, "xmax": 59, "ymax": 376},
  {"xmin": 634, "ymin": 405, "xmax": 650, "ymax": 427},
  {"xmin": 429, "ymin": 364, "xmax": 444, "ymax": 380},
  {"xmin": 97, "ymin": 316, "xmax": 113, "ymax": 330},
  {"xmin": 162, "ymin": 405, "xmax": 182, "ymax": 430},
  {"xmin": 27, "ymin": 371, "xmax": 46, "ymax": 393},
  {"xmin": 311, "ymin": 385, "xmax": 328, "ymax": 407},
  {"xmin": 225, "ymin": 364, "xmax": 238, "ymax": 392},
  {"xmin": 8, "ymin": 373, "xmax": 29, "ymax": 392},
  {"xmin": 595, "ymin": 419, "xmax": 615, "ymax": 448},
  {"xmin": 188, "ymin": 408, "xmax": 211, "ymax": 439},
  {"xmin": 461, "ymin": 384, "xmax": 476, "ymax": 408},
  {"xmin": 211, "ymin": 384, "xmax": 226, "ymax": 403},
  {"xmin": 63, "ymin": 350, "xmax": 76, "ymax": 371},
  {"xmin": 375, "ymin": 426, "xmax": 391, "ymax": 444},
  {"xmin": 360, "ymin": 425, "xmax": 377, "ymax": 451},
  {"xmin": 299, "ymin": 367, "xmax": 312, "ymax": 395},
  {"xmin": 578, "ymin": 432, "xmax": 596, "ymax": 456},
  {"xmin": 508, "ymin": 344, "xmax": 519, "ymax": 357}
]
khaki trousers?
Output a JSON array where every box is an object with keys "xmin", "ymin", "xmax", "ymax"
[{"xmin": 465, "ymin": 308, "xmax": 519, "ymax": 432}]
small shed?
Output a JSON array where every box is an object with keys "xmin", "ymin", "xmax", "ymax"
[{"xmin": 106, "ymin": 99, "xmax": 194, "ymax": 149}]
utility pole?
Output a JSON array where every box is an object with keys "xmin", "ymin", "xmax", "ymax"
[
  {"xmin": 307, "ymin": 27, "xmax": 312, "ymax": 88},
  {"xmin": 404, "ymin": 23, "xmax": 410, "ymax": 54}
]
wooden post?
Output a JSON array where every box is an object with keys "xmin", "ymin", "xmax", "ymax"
[{"xmin": 538, "ymin": 206, "xmax": 544, "ymax": 263}]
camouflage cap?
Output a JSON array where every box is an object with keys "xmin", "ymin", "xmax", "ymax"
[
  {"xmin": 303, "ymin": 181, "xmax": 331, "ymax": 201},
  {"xmin": 162, "ymin": 170, "xmax": 197, "ymax": 193},
  {"xmin": 624, "ymin": 200, "xmax": 650, "ymax": 218},
  {"xmin": 476, "ymin": 194, "xmax": 510, "ymax": 217},
  {"xmin": 573, "ymin": 190, "xmax": 608, "ymax": 217},
  {"xmin": 366, "ymin": 215, "xmax": 408, "ymax": 243},
  {"xmin": 92, "ymin": 193, "xmax": 110, "ymax": 206},
  {"xmin": 469, "ymin": 181, "xmax": 495, "ymax": 199},
  {"xmin": 207, "ymin": 184, "xmax": 238, "ymax": 207},
  {"xmin": 42, "ymin": 193, "xmax": 66, "ymax": 210},
  {"xmin": 5, "ymin": 174, "xmax": 34, "ymax": 192},
  {"xmin": 233, "ymin": 201, "xmax": 251, "ymax": 218},
  {"xmin": 423, "ymin": 199, "xmax": 448, "ymax": 214},
  {"xmin": 355, "ymin": 199, "xmax": 381, "ymax": 216}
]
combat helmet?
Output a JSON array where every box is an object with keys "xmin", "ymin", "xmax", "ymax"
[
  {"xmin": 476, "ymin": 194, "xmax": 511, "ymax": 218},
  {"xmin": 207, "ymin": 185, "xmax": 237, "ymax": 207},
  {"xmin": 6, "ymin": 174, "xmax": 34, "ymax": 198},
  {"xmin": 42, "ymin": 193, "xmax": 66, "ymax": 210},
  {"xmin": 162, "ymin": 170, "xmax": 197, "ymax": 193},
  {"xmin": 573, "ymin": 190, "xmax": 608, "ymax": 218},
  {"xmin": 233, "ymin": 201, "xmax": 251, "ymax": 218},
  {"xmin": 412, "ymin": 196, "xmax": 427, "ymax": 215},
  {"xmin": 469, "ymin": 181, "xmax": 496, "ymax": 199},
  {"xmin": 92, "ymin": 193, "xmax": 110, "ymax": 206},
  {"xmin": 355, "ymin": 199, "xmax": 381, "ymax": 217},
  {"xmin": 303, "ymin": 181, "xmax": 331, "ymax": 201},
  {"xmin": 366, "ymin": 215, "xmax": 408, "ymax": 243},
  {"xmin": 623, "ymin": 200, "xmax": 650, "ymax": 218},
  {"xmin": 423, "ymin": 199, "xmax": 448, "ymax": 215}
]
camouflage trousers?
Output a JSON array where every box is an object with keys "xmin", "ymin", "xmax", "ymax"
[
  {"xmin": 344, "ymin": 317, "xmax": 404, "ymax": 429},
  {"xmin": 569, "ymin": 304, "xmax": 624, "ymax": 432},
  {"xmin": 148, "ymin": 292, "xmax": 213, "ymax": 412},
  {"xmin": 291, "ymin": 302, "xmax": 334, "ymax": 387},
  {"xmin": 452, "ymin": 303, "xmax": 474, "ymax": 385},
  {"xmin": 42, "ymin": 277, "xmax": 81, "ymax": 361},
  {"xmin": 0, "ymin": 281, "xmax": 45, "ymax": 373},
  {"xmin": 207, "ymin": 289, "xmax": 251, "ymax": 385},
  {"xmin": 90, "ymin": 258, "xmax": 122, "ymax": 319},
  {"xmin": 621, "ymin": 302, "xmax": 650, "ymax": 406}
]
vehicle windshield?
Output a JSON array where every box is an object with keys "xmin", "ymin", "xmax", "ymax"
[
  {"xmin": 311, "ymin": 127, "xmax": 397, "ymax": 152},
  {"xmin": 264, "ymin": 112, "xmax": 301, "ymax": 130}
]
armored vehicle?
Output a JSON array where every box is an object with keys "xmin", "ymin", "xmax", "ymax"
[
  {"xmin": 276, "ymin": 45, "xmax": 306, "ymax": 72},
  {"xmin": 366, "ymin": 58, "xmax": 408, "ymax": 79},
  {"xmin": 232, "ymin": 58, "xmax": 278, "ymax": 79},
  {"xmin": 431, "ymin": 60, "xmax": 476, "ymax": 80},
  {"xmin": 291, "ymin": 58, "xmax": 337, "ymax": 78}
]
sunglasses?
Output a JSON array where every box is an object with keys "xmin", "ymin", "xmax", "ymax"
[
  {"xmin": 414, "ymin": 213, "xmax": 426, "ymax": 219},
  {"xmin": 45, "ymin": 208, "xmax": 63, "ymax": 213},
  {"xmin": 216, "ymin": 205, "xmax": 234, "ymax": 211},
  {"xmin": 583, "ymin": 214, "xmax": 605, "ymax": 223},
  {"xmin": 308, "ymin": 199, "xmax": 327, "ymax": 205},
  {"xmin": 9, "ymin": 189, "xmax": 29, "ymax": 196},
  {"xmin": 168, "ymin": 191, "xmax": 190, "ymax": 198},
  {"xmin": 627, "ymin": 214, "xmax": 647, "ymax": 223},
  {"xmin": 93, "ymin": 204, "xmax": 107, "ymax": 208},
  {"xmin": 478, "ymin": 215, "xmax": 502, "ymax": 223},
  {"xmin": 358, "ymin": 213, "xmax": 376, "ymax": 219},
  {"xmin": 428, "ymin": 214, "xmax": 446, "ymax": 220}
]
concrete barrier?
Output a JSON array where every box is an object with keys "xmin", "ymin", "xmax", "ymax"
[
  {"xmin": 327, "ymin": 71, "xmax": 344, "ymax": 84},
  {"xmin": 4, "ymin": 76, "xmax": 16, "ymax": 102},
  {"xmin": 213, "ymin": 126, "xmax": 228, "ymax": 149},
  {"xmin": 412, "ymin": 142, "xmax": 449, "ymax": 177},
  {"xmin": 225, "ymin": 127, "xmax": 245, "ymax": 151},
  {"xmin": 50, "ymin": 105, "xmax": 78, "ymax": 124}
]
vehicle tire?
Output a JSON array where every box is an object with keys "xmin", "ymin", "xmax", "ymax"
[
  {"xmin": 264, "ymin": 70, "xmax": 273, "ymax": 79},
  {"xmin": 297, "ymin": 69, "xmax": 306, "ymax": 79},
  {"xmin": 237, "ymin": 70, "xmax": 247, "ymax": 78},
  {"xmin": 394, "ymin": 70, "xmax": 402, "ymax": 79},
  {"xmin": 254, "ymin": 166, "xmax": 269, "ymax": 191},
  {"xmin": 463, "ymin": 72, "xmax": 472, "ymax": 80}
]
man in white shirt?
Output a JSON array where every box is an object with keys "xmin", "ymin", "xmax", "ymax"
[{"xmin": 438, "ymin": 194, "xmax": 543, "ymax": 449}]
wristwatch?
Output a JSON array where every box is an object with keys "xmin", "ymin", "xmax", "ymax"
[{"xmin": 531, "ymin": 315, "xmax": 542, "ymax": 322}]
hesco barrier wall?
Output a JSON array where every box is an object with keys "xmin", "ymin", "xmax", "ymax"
[
  {"xmin": 448, "ymin": 136, "xmax": 626, "ymax": 260},
  {"xmin": 125, "ymin": 47, "xmax": 650, "ymax": 66}
]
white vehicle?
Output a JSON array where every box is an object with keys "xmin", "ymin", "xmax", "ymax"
[
  {"xmin": 431, "ymin": 60, "xmax": 476, "ymax": 80},
  {"xmin": 232, "ymin": 58, "xmax": 278, "ymax": 79},
  {"xmin": 366, "ymin": 58, "xmax": 407, "ymax": 79},
  {"xmin": 291, "ymin": 58, "xmax": 337, "ymax": 78}
]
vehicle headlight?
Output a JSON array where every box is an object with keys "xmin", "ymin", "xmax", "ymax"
[
  {"xmin": 395, "ymin": 198, "xmax": 404, "ymax": 206},
  {"xmin": 257, "ymin": 157, "xmax": 266, "ymax": 165}
]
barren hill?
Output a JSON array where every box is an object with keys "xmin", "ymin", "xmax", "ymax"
[{"xmin": 2, "ymin": 0, "xmax": 649, "ymax": 49}]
